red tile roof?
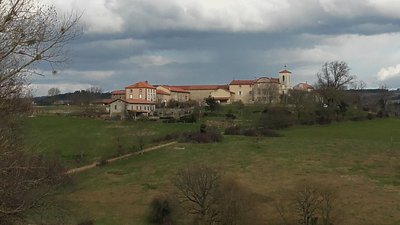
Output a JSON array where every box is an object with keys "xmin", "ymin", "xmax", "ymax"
[
  {"xmin": 156, "ymin": 89, "xmax": 170, "ymax": 95},
  {"xmin": 270, "ymin": 78, "xmax": 280, "ymax": 83},
  {"xmin": 168, "ymin": 86, "xmax": 191, "ymax": 93},
  {"xmin": 279, "ymin": 69, "xmax": 292, "ymax": 74},
  {"xmin": 294, "ymin": 83, "xmax": 314, "ymax": 90},
  {"xmin": 159, "ymin": 85, "xmax": 191, "ymax": 93},
  {"xmin": 106, "ymin": 99, "xmax": 155, "ymax": 105},
  {"xmin": 254, "ymin": 77, "xmax": 280, "ymax": 84},
  {"xmin": 173, "ymin": 85, "xmax": 229, "ymax": 91},
  {"xmin": 102, "ymin": 99, "xmax": 114, "ymax": 104},
  {"xmin": 229, "ymin": 80, "xmax": 255, "ymax": 85},
  {"xmin": 125, "ymin": 81, "xmax": 156, "ymax": 89},
  {"xmin": 111, "ymin": 90, "xmax": 125, "ymax": 95}
]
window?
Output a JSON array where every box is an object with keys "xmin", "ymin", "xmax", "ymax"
[
  {"xmin": 282, "ymin": 76, "xmax": 285, "ymax": 82},
  {"xmin": 114, "ymin": 105, "xmax": 117, "ymax": 110},
  {"xmin": 238, "ymin": 91, "xmax": 242, "ymax": 95},
  {"xmin": 129, "ymin": 94, "xmax": 133, "ymax": 99},
  {"xmin": 130, "ymin": 89, "xmax": 132, "ymax": 93}
]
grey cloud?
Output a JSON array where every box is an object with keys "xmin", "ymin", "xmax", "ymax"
[{"xmin": 30, "ymin": 0, "xmax": 400, "ymax": 95}]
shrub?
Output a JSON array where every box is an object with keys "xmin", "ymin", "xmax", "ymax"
[
  {"xmin": 162, "ymin": 117, "xmax": 177, "ymax": 123},
  {"xmin": 225, "ymin": 110, "xmax": 236, "ymax": 120},
  {"xmin": 96, "ymin": 158, "xmax": 108, "ymax": 167},
  {"xmin": 224, "ymin": 126, "xmax": 241, "ymax": 135},
  {"xmin": 242, "ymin": 128, "xmax": 259, "ymax": 137},
  {"xmin": 315, "ymin": 107, "xmax": 335, "ymax": 125},
  {"xmin": 147, "ymin": 196, "xmax": 173, "ymax": 225},
  {"xmin": 200, "ymin": 123, "xmax": 207, "ymax": 133},
  {"xmin": 181, "ymin": 131, "xmax": 223, "ymax": 143},
  {"xmin": 224, "ymin": 126, "xmax": 281, "ymax": 137},
  {"xmin": 367, "ymin": 112, "xmax": 376, "ymax": 120},
  {"xmin": 260, "ymin": 106, "xmax": 295, "ymax": 129},
  {"xmin": 152, "ymin": 133, "xmax": 181, "ymax": 143},
  {"xmin": 179, "ymin": 113, "xmax": 197, "ymax": 123}
]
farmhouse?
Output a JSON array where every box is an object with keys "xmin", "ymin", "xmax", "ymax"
[
  {"xmin": 107, "ymin": 68, "xmax": 311, "ymax": 118},
  {"xmin": 108, "ymin": 81, "xmax": 156, "ymax": 119}
]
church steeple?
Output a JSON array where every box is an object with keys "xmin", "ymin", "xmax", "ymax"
[{"xmin": 279, "ymin": 65, "xmax": 292, "ymax": 94}]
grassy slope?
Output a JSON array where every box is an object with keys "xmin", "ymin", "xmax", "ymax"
[
  {"xmin": 36, "ymin": 118, "xmax": 400, "ymax": 225},
  {"xmin": 25, "ymin": 116, "xmax": 198, "ymax": 167}
]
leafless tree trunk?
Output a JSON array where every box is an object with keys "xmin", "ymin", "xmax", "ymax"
[
  {"xmin": 287, "ymin": 182, "xmax": 337, "ymax": 225},
  {"xmin": 294, "ymin": 185, "xmax": 322, "ymax": 225},
  {"xmin": 0, "ymin": 0, "xmax": 81, "ymax": 223},
  {"xmin": 172, "ymin": 166, "xmax": 260, "ymax": 225},
  {"xmin": 172, "ymin": 165, "xmax": 221, "ymax": 225}
]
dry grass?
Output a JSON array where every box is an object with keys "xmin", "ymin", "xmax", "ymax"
[{"xmin": 29, "ymin": 118, "xmax": 400, "ymax": 225}]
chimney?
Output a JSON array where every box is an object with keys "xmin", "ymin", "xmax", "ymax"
[{"xmin": 145, "ymin": 80, "xmax": 148, "ymax": 84}]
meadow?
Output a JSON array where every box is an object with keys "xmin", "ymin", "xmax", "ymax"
[{"xmin": 25, "ymin": 112, "xmax": 400, "ymax": 225}]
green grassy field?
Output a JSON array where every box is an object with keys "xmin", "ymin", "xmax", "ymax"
[
  {"xmin": 25, "ymin": 116, "xmax": 199, "ymax": 167},
  {"xmin": 26, "ymin": 116, "xmax": 400, "ymax": 225}
]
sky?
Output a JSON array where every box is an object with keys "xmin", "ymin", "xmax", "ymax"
[{"xmin": 30, "ymin": 0, "xmax": 400, "ymax": 96}]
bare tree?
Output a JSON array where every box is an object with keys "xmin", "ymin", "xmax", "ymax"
[
  {"xmin": 172, "ymin": 165, "xmax": 221, "ymax": 225},
  {"xmin": 316, "ymin": 61, "xmax": 355, "ymax": 90},
  {"xmin": 172, "ymin": 166, "xmax": 259, "ymax": 225},
  {"xmin": 295, "ymin": 185, "xmax": 322, "ymax": 225},
  {"xmin": 316, "ymin": 61, "xmax": 355, "ymax": 103},
  {"xmin": 377, "ymin": 84, "xmax": 392, "ymax": 117},
  {"xmin": 48, "ymin": 87, "xmax": 60, "ymax": 96},
  {"xmin": 288, "ymin": 89, "xmax": 316, "ymax": 122},
  {"xmin": 86, "ymin": 86, "xmax": 102, "ymax": 94},
  {"xmin": 0, "ymin": 0, "xmax": 80, "ymax": 223},
  {"xmin": 274, "ymin": 182, "xmax": 336, "ymax": 225},
  {"xmin": 315, "ymin": 61, "xmax": 356, "ymax": 121}
]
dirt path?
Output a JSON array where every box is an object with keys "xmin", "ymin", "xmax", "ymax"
[{"xmin": 66, "ymin": 141, "xmax": 177, "ymax": 175}]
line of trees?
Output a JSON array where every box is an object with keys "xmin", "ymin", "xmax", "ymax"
[{"xmin": 35, "ymin": 87, "xmax": 109, "ymax": 105}]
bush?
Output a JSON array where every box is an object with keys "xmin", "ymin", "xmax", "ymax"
[
  {"xmin": 162, "ymin": 117, "xmax": 177, "ymax": 123},
  {"xmin": 152, "ymin": 133, "xmax": 181, "ymax": 143},
  {"xmin": 242, "ymin": 128, "xmax": 259, "ymax": 137},
  {"xmin": 147, "ymin": 196, "xmax": 173, "ymax": 225},
  {"xmin": 181, "ymin": 131, "xmax": 223, "ymax": 143},
  {"xmin": 315, "ymin": 107, "xmax": 335, "ymax": 125},
  {"xmin": 224, "ymin": 126, "xmax": 241, "ymax": 135},
  {"xmin": 200, "ymin": 123, "xmax": 207, "ymax": 133},
  {"xmin": 260, "ymin": 106, "xmax": 295, "ymax": 129},
  {"xmin": 225, "ymin": 110, "xmax": 236, "ymax": 120},
  {"xmin": 96, "ymin": 158, "xmax": 108, "ymax": 167},
  {"xmin": 224, "ymin": 126, "xmax": 281, "ymax": 137},
  {"xmin": 179, "ymin": 113, "xmax": 197, "ymax": 123},
  {"xmin": 367, "ymin": 112, "xmax": 376, "ymax": 120}
]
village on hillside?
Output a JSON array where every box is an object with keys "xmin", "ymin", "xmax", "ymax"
[{"xmin": 106, "ymin": 69, "xmax": 314, "ymax": 119}]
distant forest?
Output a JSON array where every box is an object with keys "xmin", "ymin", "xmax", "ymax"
[{"xmin": 34, "ymin": 90, "xmax": 111, "ymax": 105}]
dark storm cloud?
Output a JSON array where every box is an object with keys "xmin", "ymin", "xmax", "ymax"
[{"xmin": 31, "ymin": 0, "xmax": 400, "ymax": 95}]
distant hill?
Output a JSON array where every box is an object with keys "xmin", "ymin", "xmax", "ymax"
[{"xmin": 34, "ymin": 90, "xmax": 111, "ymax": 105}]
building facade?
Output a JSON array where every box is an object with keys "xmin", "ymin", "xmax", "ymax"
[{"xmin": 107, "ymin": 68, "xmax": 312, "ymax": 118}]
